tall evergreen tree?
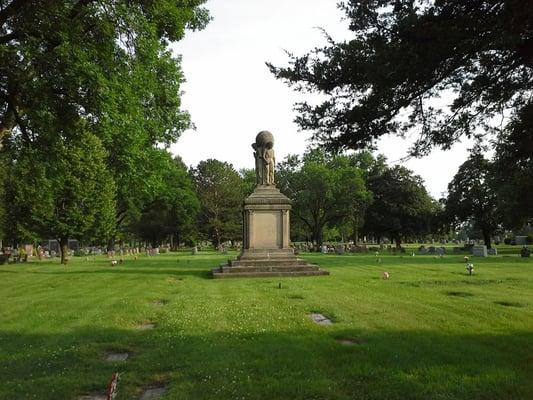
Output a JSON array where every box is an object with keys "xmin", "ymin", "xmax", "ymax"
[{"xmin": 269, "ymin": 1, "xmax": 533, "ymax": 156}]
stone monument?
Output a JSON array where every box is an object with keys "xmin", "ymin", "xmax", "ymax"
[{"xmin": 212, "ymin": 131, "xmax": 329, "ymax": 278}]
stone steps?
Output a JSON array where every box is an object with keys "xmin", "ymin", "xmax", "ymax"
[
  {"xmin": 212, "ymin": 269, "xmax": 329, "ymax": 279},
  {"xmin": 228, "ymin": 259, "xmax": 310, "ymax": 267},
  {"xmin": 218, "ymin": 264, "xmax": 320, "ymax": 273}
]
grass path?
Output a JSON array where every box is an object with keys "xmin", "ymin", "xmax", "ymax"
[{"xmin": 0, "ymin": 252, "xmax": 532, "ymax": 399}]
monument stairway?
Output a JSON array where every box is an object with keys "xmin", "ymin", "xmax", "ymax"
[{"xmin": 212, "ymin": 254, "xmax": 329, "ymax": 278}]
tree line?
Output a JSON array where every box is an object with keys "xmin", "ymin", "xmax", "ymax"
[{"xmin": 1, "ymin": 1, "xmax": 531, "ymax": 261}]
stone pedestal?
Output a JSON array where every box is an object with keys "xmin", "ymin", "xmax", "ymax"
[{"xmin": 213, "ymin": 185, "xmax": 329, "ymax": 278}]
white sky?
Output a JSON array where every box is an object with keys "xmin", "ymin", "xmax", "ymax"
[{"xmin": 170, "ymin": 0, "xmax": 472, "ymax": 199}]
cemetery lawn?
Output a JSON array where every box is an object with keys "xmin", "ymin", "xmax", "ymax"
[{"xmin": 0, "ymin": 252, "xmax": 532, "ymax": 400}]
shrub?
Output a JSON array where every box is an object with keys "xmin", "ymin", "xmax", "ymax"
[{"xmin": 527, "ymin": 235, "xmax": 533, "ymax": 245}]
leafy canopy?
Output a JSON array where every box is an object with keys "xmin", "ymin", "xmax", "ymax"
[{"xmin": 269, "ymin": 0, "xmax": 533, "ymax": 156}]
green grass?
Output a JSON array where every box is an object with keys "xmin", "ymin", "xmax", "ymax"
[{"xmin": 0, "ymin": 252, "xmax": 532, "ymax": 399}]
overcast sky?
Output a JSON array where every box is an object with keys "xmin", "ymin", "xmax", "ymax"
[{"xmin": 170, "ymin": 0, "xmax": 472, "ymax": 199}]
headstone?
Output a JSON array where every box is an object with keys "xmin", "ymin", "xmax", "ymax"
[
  {"xmin": 192, "ymin": 246, "xmax": 198, "ymax": 255},
  {"xmin": 521, "ymin": 246, "xmax": 530, "ymax": 258},
  {"xmin": 24, "ymin": 244, "xmax": 34, "ymax": 259},
  {"xmin": 335, "ymin": 245, "xmax": 345, "ymax": 255},
  {"xmin": 472, "ymin": 245, "xmax": 488, "ymax": 257},
  {"xmin": 309, "ymin": 313, "xmax": 332, "ymax": 325},
  {"xmin": 488, "ymin": 248, "xmax": 498, "ymax": 255},
  {"xmin": 515, "ymin": 236, "xmax": 528, "ymax": 245}
]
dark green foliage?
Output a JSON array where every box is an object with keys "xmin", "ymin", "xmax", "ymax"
[
  {"xmin": 239, "ymin": 168, "xmax": 257, "ymax": 198},
  {"xmin": 277, "ymin": 149, "xmax": 372, "ymax": 247},
  {"xmin": 445, "ymin": 152, "xmax": 500, "ymax": 248},
  {"xmin": 132, "ymin": 155, "xmax": 199, "ymax": 248},
  {"xmin": 4, "ymin": 132, "xmax": 116, "ymax": 263},
  {"xmin": 269, "ymin": 1, "xmax": 533, "ymax": 156},
  {"xmin": 191, "ymin": 159, "xmax": 244, "ymax": 246},
  {"xmin": 363, "ymin": 165, "xmax": 435, "ymax": 246},
  {"xmin": 0, "ymin": 0, "xmax": 210, "ymax": 248},
  {"xmin": 491, "ymin": 104, "xmax": 533, "ymax": 227}
]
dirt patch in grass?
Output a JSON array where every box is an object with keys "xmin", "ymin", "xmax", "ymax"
[
  {"xmin": 137, "ymin": 321, "xmax": 157, "ymax": 330},
  {"xmin": 446, "ymin": 291, "xmax": 474, "ymax": 297},
  {"xmin": 494, "ymin": 301, "xmax": 525, "ymax": 308},
  {"xmin": 336, "ymin": 337, "xmax": 364, "ymax": 346},
  {"xmin": 105, "ymin": 351, "xmax": 129, "ymax": 362},
  {"xmin": 152, "ymin": 299, "xmax": 169, "ymax": 306},
  {"xmin": 288, "ymin": 294, "xmax": 305, "ymax": 300}
]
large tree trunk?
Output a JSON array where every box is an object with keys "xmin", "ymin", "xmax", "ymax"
[
  {"xmin": 394, "ymin": 235, "xmax": 402, "ymax": 249},
  {"xmin": 351, "ymin": 214, "xmax": 360, "ymax": 244},
  {"xmin": 107, "ymin": 237, "xmax": 115, "ymax": 252},
  {"xmin": 59, "ymin": 237, "xmax": 69, "ymax": 265},
  {"xmin": 482, "ymin": 228, "xmax": 492, "ymax": 249},
  {"xmin": 312, "ymin": 227, "xmax": 323, "ymax": 251}
]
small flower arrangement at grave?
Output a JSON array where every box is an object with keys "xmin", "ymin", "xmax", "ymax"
[
  {"xmin": 466, "ymin": 263, "xmax": 474, "ymax": 275},
  {"xmin": 106, "ymin": 372, "xmax": 119, "ymax": 399}
]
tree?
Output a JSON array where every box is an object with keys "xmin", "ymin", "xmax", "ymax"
[
  {"xmin": 3, "ymin": 131, "xmax": 116, "ymax": 264},
  {"xmin": 445, "ymin": 152, "xmax": 500, "ymax": 248},
  {"xmin": 277, "ymin": 150, "xmax": 371, "ymax": 248},
  {"xmin": 0, "ymin": 0, "xmax": 210, "ymax": 248},
  {"xmin": 269, "ymin": 1, "xmax": 533, "ymax": 156},
  {"xmin": 363, "ymin": 165, "xmax": 435, "ymax": 247},
  {"xmin": 1, "ymin": 0, "xmax": 209, "ymax": 144},
  {"xmin": 133, "ymin": 155, "xmax": 199, "ymax": 248},
  {"xmin": 491, "ymin": 104, "xmax": 533, "ymax": 228},
  {"xmin": 191, "ymin": 160, "xmax": 243, "ymax": 246}
]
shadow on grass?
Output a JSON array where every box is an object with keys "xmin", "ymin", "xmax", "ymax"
[
  {"xmin": 0, "ymin": 326, "xmax": 531, "ymax": 400},
  {"xmin": 25, "ymin": 267, "xmax": 213, "ymax": 279}
]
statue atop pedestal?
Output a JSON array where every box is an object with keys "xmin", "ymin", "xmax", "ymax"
[
  {"xmin": 252, "ymin": 131, "xmax": 276, "ymax": 186},
  {"xmin": 212, "ymin": 130, "xmax": 329, "ymax": 278}
]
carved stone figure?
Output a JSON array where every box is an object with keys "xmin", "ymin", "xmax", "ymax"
[{"xmin": 252, "ymin": 131, "xmax": 275, "ymax": 185}]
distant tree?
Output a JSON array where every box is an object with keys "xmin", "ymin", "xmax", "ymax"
[
  {"xmin": 133, "ymin": 156, "xmax": 199, "ymax": 248},
  {"xmin": 269, "ymin": 1, "xmax": 533, "ymax": 156},
  {"xmin": 4, "ymin": 132, "xmax": 116, "ymax": 263},
  {"xmin": 240, "ymin": 168, "xmax": 257, "ymax": 197},
  {"xmin": 492, "ymin": 106, "xmax": 533, "ymax": 228},
  {"xmin": 363, "ymin": 166, "xmax": 434, "ymax": 247},
  {"xmin": 278, "ymin": 150, "xmax": 371, "ymax": 248},
  {"xmin": 191, "ymin": 159, "xmax": 243, "ymax": 246},
  {"xmin": 445, "ymin": 152, "xmax": 500, "ymax": 248}
]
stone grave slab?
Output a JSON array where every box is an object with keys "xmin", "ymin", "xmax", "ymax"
[
  {"xmin": 105, "ymin": 352, "xmax": 129, "ymax": 362},
  {"xmin": 309, "ymin": 313, "xmax": 333, "ymax": 325}
]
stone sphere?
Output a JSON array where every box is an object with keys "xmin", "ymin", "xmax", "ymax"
[{"xmin": 255, "ymin": 131, "xmax": 274, "ymax": 148}]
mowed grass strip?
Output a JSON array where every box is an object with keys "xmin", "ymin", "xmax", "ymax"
[{"xmin": 0, "ymin": 252, "xmax": 531, "ymax": 399}]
